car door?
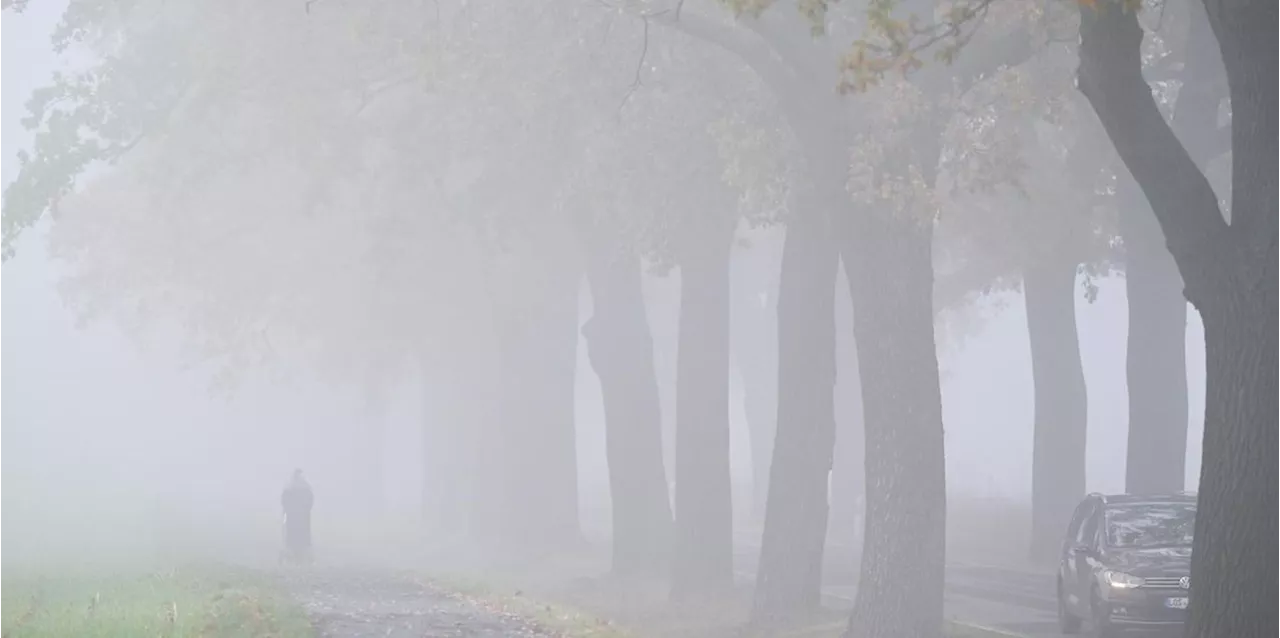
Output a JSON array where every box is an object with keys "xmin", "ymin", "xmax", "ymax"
[
  {"xmin": 1060, "ymin": 500, "xmax": 1091, "ymax": 608},
  {"xmin": 1074, "ymin": 503, "xmax": 1102, "ymax": 609}
]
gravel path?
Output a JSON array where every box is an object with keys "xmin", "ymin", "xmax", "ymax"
[{"xmin": 282, "ymin": 569, "xmax": 557, "ymax": 638}]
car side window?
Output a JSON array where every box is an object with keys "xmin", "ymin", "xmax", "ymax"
[{"xmin": 1094, "ymin": 511, "xmax": 1108, "ymax": 549}]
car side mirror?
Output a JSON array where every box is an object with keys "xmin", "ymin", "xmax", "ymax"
[{"xmin": 1072, "ymin": 543, "xmax": 1096, "ymax": 557}]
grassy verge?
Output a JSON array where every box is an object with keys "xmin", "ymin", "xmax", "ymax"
[
  {"xmin": 1, "ymin": 565, "xmax": 311, "ymax": 638},
  {"xmin": 945, "ymin": 620, "xmax": 1028, "ymax": 638}
]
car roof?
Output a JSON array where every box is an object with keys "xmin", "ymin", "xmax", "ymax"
[{"xmin": 1094, "ymin": 492, "xmax": 1197, "ymax": 506}]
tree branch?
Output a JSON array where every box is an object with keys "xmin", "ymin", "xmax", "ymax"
[
  {"xmin": 1077, "ymin": 0, "xmax": 1230, "ymax": 301},
  {"xmin": 736, "ymin": 6, "xmax": 839, "ymax": 89},
  {"xmin": 354, "ymin": 73, "xmax": 420, "ymax": 117},
  {"xmin": 602, "ymin": 2, "xmax": 816, "ymax": 120},
  {"xmin": 645, "ymin": 8, "xmax": 812, "ymax": 109},
  {"xmin": 660, "ymin": 8, "xmax": 859, "ymax": 175},
  {"xmin": 918, "ymin": 21, "xmax": 1037, "ymax": 98},
  {"xmin": 618, "ymin": 15, "xmax": 652, "ymax": 117},
  {"xmin": 961, "ymin": 28, "xmax": 1035, "ymax": 90}
]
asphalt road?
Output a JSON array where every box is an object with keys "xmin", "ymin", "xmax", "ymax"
[
  {"xmin": 941, "ymin": 562, "xmax": 1065, "ymax": 637},
  {"xmin": 733, "ymin": 537, "xmax": 1068, "ymax": 638},
  {"xmin": 838, "ymin": 561, "xmax": 1066, "ymax": 637}
]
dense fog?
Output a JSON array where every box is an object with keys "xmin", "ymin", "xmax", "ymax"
[
  {"xmin": 3, "ymin": 238, "xmax": 1208, "ymax": 569},
  {"xmin": 2, "ymin": 2, "xmax": 1272, "ymax": 638}
]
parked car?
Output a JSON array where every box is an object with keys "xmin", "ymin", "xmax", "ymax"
[{"xmin": 1056, "ymin": 492, "xmax": 1196, "ymax": 636}]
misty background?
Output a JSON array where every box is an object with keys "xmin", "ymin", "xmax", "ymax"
[{"xmin": 1, "ymin": 1, "xmax": 1205, "ymax": 571}]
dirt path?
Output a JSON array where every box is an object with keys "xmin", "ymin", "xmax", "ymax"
[{"xmin": 281, "ymin": 569, "xmax": 556, "ymax": 638}]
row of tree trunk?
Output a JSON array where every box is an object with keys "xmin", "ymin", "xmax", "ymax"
[
  {"xmin": 408, "ymin": 197, "xmax": 1197, "ymax": 627},
  {"xmin": 408, "ymin": 185, "xmax": 1195, "ymax": 626},
  {"xmin": 1024, "ymin": 0, "xmax": 1228, "ymax": 563},
  {"xmin": 1020, "ymin": 186, "xmax": 1192, "ymax": 566},
  {"xmin": 407, "ymin": 40, "xmax": 1209, "ymax": 630}
]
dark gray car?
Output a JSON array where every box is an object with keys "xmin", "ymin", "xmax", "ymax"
[{"xmin": 1056, "ymin": 493, "xmax": 1196, "ymax": 637}]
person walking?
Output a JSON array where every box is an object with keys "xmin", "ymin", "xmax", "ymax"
[{"xmin": 281, "ymin": 469, "xmax": 314, "ymax": 565}]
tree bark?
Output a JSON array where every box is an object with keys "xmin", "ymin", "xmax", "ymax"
[
  {"xmin": 1123, "ymin": 0, "xmax": 1226, "ymax": 496},
  {"xmin": 1121, "ymin": 0, "xmax": 1231, "ymax": 496},
  {"xmin": 1189, "ymin": 8, "xmax": 1278, "ymax": 636},
  {"xmin": 650, "ymin": 8, "xmax": 1019, "ymax": 634},
  {"xmin": 840, "ymin": 214, "xmax": 946, "ymax": 638},
  {"xmin": 1191, "ymin": 295, "xmax": 1276, "ymax": 638},
  {"xmin": 581, "ymin": 235, "xmax": 674, "ymax": 576},
  {"xmin": 1024, "ymin": 258, "xmax": 1089, "ymax": 564},
  {"xmin": 1120, "ymin": 180, "xmax": 1189, "ymax": 495},
  {"xmin": 651, "ymin": 9, "xmax": 1029, "ymax": 633},
  {"xmin": 671, "ymin": 223, "xmax": 735, "ymax": 601},
  {"xmin": 1080, "ymin": 3, "xmax": 1277, "ymax": 637},
  {"xmin": 751, "ymin": 206, "xmax": 839, "ymax": 625}
]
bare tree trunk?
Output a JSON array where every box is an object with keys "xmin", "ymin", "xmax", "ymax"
[
  {"xmin": 1123, "ymin": 0, "xmax": 1221, "ymax": 496},
  {"xmin": 581, "ymin": 231, "xmax": 673, "ymax": 576},
  {"xmin": 671, "ymin": 224, "xmax": 735, "ymax": 602},
  {"xmin": 1024, "ymin": 258, "xmax": 1089, "ymax": 564},
  {"xmin": 1192, "ymin": 296, "xmax": 1276, "ymax": 638},
  {"xmin": 1079, "ymin": 4, "xmax": 1277, "ymax": 636},
  {"xmin": 841, "ymin": 214, "xmax": 946, "ymax": 638},
  {"xmin": 1186, "ymin": 7, "xmax": 1279, "ymax": 631},
  {"xmin": 751, "ymin": 206, "xmax": 838, "ymax": 625},
  {"xmin": 1121, "ymin": 181, "xmax": 1189, "ymax": 495}
]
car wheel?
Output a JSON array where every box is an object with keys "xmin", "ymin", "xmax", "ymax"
[
  {"xmin": 1057, "ymin": 579, "xmax": 1082, "ymax": 634},
  {"xmin": 1091, "ymin": 588, "xmax": 1118, "ymax": 638}
]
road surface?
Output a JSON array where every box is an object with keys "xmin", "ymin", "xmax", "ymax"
[
  {"xmin": 734, "ymin": 536, "xmax": 1067, "ymax": 638},
  {"xmin": 945, "ymin": 563, "xmax": 1062, "ymax": 637},
  {"xmin": 282, "ymin": 569, "xmax": 555, "ymax": 638}
]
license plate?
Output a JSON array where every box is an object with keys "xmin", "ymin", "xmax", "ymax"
[{"xmin": 1165, "ymin": 597, "xmax": 1189, "ymax": 610}]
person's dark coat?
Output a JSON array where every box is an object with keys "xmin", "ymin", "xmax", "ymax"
[{"xmin": 281, "ymin": 472, "xmax": 314, "ymax": 555}]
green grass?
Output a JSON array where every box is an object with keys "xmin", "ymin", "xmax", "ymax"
[{"xmin": 1, "ymin": 566, "xmax": 312, "ymax": 638}]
